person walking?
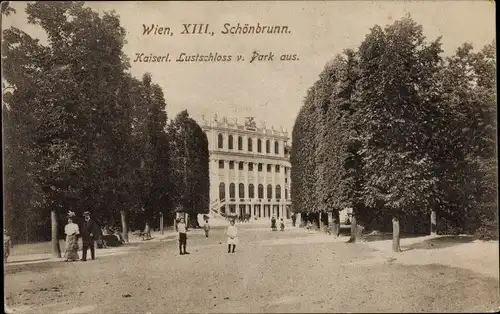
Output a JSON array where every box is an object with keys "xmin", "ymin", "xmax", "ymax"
[
  {"xmin": 226, "ymin": 219, "xmax": 239, "ymax": 253},
  {"xmin": 177, "ymin": 218, "xmax": 189, "ymax": 255},
  {"xmin": 203, "ymin": 219, "xmax": 211, "ymax": 238},
  {"xmin": 271, "ymin": 216, "xmax": 277, "ymax": 231},
  {"xmin": 291, "ymin": 213, "xmax": 297, "ymax": 227},
  {"xmin": 64, "ymin": 211, "xmax": 80, "ymax": 262},
  {"xmin": 81, "ymin": 211, "xmax": 99, "ymax": 261}
]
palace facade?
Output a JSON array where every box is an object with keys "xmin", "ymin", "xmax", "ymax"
[{"xmin": 201, "ymin": 115, "xmax": 292, "ymax": 220}]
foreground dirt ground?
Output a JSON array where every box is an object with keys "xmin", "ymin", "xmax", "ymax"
[{"xmin": 5, "ymin": 224, "xmax": 500, "ymax": 313}]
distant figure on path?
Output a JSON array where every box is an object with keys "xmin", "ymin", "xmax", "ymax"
[
  {"xmin": 271, "ymin": 216, "xmax": 277, "ymax": 231},
  {"xmin": 4, "ymin": 229, "xmax": 12, "ymax": 263},
  {"xmin": 81, "ymin": 211, "xmax": 99, "ymax": 261},
  {"xmin": 280, "ymin": 218, "xmax": 285, "ymax": 231},
  {"xmin": 64, "ymin": 212, "xmax": 80, "ymax": 262},
  {"xmin": 178, "ymin": 218, "xmax": 189, "ymax": 255},
  {"xmin": 226, "ymin": 219, "xmax": 238, "ymax": 253},
  {"xmin": 203, "ymin": 219, "xmax": 211, "ymax": 237},
  {"xmin": 291, "ymin": 213, "xmax": 297, "ymax": 227}
]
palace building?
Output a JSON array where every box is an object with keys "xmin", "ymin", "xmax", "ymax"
[{"xmin": 201, "ymin": 115, "xmax": 292, "ymax": 220}]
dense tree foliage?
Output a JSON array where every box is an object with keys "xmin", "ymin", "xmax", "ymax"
[
  {"xmin": 291, "ymin": 96, "xmax": 318, "ymax": 215},
  {"xmin": 290, "ymin": 16, "xmax": 497, "ymax": 248},
  {"xmin": 2, "ymin": 2, "xmax": 209, "ymax": 254},
  {"xmin": 167, "ymin": 110, "xmax": 210, "ymax": 228},
  {"xmin": 430, "ymin": 42, "xmax": 497, "ymax": 237}
]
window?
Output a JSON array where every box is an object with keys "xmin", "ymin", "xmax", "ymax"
[
  {"xmin": 275, "ymin": 165, "xmax": 280, "ymax": 173},
  {"xmin": 239, "ymin": 162, "xmax": 244, "ymax": 170},
  {"xmin": 267, "ymin": 164, "xmax": 272, "ymax": 172},
  {"xmin": 284, "ymin": 167, "xmax": 288, "ymax": 175},
  {"xmin": 228, "ymin": 135, "xmax": 234, "ymax": 150},
  {"xmin": 218, "ymin": 134, "xmax": 224, "ymax": 149},
  {"xmin": 258, "ymin": 184, "xmax": 264, "ymax": 199},
  {"xmin": 239, "ymin": 183, "xmax": 244, "ymax": 198},
  {"xmin": 219, "ymin": 160, "xmax": 224, "ymax": 169},
  {"xmin": 266, "ymin": 140, "xmax": 270, "ymax": 153},
  {"xmin": 248, "ymin": 138, "xmax": 253, "ymax": 151},
  {"xmin": 258, "ymin": 163, "xmax": 263, "ymax": 172},
  {"xmin": 257, "ymin": 139, "xmax": 262, "ymax": 153},
  {"xmin": 219, "ymin": 183, "xmax": 225, "ymax": 200},
  {"xmin": 285, "ymin": 178, "xmax": 288, "ymax": 183},
  {"xmin": 285, "ymin": 189, "xmax": 288, "ymax": 199},
  {"xmin": 249, "ymin": 163, "xmax": 254, "ymax": 171},
  {"xmin": 229, "ymin": 183, "xmax": 235, "ymax": 198},
  {"xmin": 249, "ymin": 184, "xmax": 255, "ymax": 198},
  {"xmin": 267, "ymin": 184, "xmax": 272, "ymax": 199},
  {"xmin": 275, "ymin": 141, "xmax": 279, "ymax": 154},
  {"xmin": 229, "ymin": 161, "xmax": 234, "ymax": 170},
  {"xmin": 276, "ymin": 185, "xmax": 281, "ymax": 200},
  {"xmin": 238, "ymin": 136, "xmax": 243, "ymax": 150}
]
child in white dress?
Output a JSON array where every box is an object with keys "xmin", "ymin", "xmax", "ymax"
[{"xmin": 225, "ymin": 219, "xmax": 238, "ymax": 253}]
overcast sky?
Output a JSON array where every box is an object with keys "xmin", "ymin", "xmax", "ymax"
[{"xmin": 3, "ymin": 1, "xmax": 495, "ymax": 134}]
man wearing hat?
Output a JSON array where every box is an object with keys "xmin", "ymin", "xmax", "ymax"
[{"xmin": 81, "ymin": 211, "xmax": 100, "ymax": 261}]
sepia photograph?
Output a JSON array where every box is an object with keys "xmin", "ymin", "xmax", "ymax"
[{"xmin": 2, "ymin": 1, "xmax": 498, "ymax": 313}]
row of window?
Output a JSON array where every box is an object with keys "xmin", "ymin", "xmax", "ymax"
[
  {"xmin": 219, "ymin": 183, "xmax": 289, "ymax": 200},
  {"xmin": 217, "ymin": 134, "xmax": 283, "ymax": 154},
  {"xmin": 219, "ymin": 160, "xmax": 289, "ymax": 174}
]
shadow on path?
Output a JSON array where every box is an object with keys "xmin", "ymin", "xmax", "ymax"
[{"xmin": 405, "ymin": 235, "xmax": 475, "ymax": 250}]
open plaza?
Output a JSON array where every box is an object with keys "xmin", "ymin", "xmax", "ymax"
[{"xmin": 4, "ymin": 220, "xmax": 499, "ymax": 313}]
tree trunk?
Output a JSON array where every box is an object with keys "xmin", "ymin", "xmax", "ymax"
[
  {"xmin": 348, "ymin": 215, "xmax": 364, "ymax": 243},
  {"xmin": 332, "ymin": 212, "xmax": 340, "ymax": 237},
  {"xmin": 319, "ymin": 212, "xmax": 324, "ymax": 232},
  {"xmin": 430, "ymin": 210, "xmax": 437, "ymax": 236},
  {"xmin": 188, "ymin": 213, "xmax": 199, "ymax": 229},
  {"xmin": 392, "ymin": 217, "xmax": 402, "ymax": 252},
  {"xmin": 335, "ymin": 211, "xmax": 340, "ymax": 237},
  {"xmin": 144, "ymin": 221, "xmax": 151, "ymax": 239},
  {"xmin": 348, "ymin": 215, "xmax": 357, "ymax": 242},
  {"xmin": 160, "ymin": 213, "xmax": 164, "ymax": 235},
  {"xmin": 120, "ymin": 210, "xmax": 129, "ymax": 243},
  {"xmin": 51, "ymin": 209, "xmax": 61, "ymax": 258}
]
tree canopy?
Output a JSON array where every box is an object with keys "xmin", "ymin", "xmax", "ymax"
[
  {"xmin": 2, "ymin": 2, "xmax": 210, "ymax": 246},
  {"xmin": 290, "ymin": 16, "xmax": 497, "ymax": 239}
]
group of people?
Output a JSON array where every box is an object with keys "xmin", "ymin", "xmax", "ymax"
[
  {"xmin": 176, "ymin": 217, "xmax": 239, "ymax": 255},
  {"xmin": 271, "ymin": 216, "xmax": 285, "ymax": 231},
  {"xmin": 224, "ymin": 214, "xmax": 251, "ymax": 223},
  {"xmin": 63, "ymin": 211, "xmax": 101, "ymax": 262}
]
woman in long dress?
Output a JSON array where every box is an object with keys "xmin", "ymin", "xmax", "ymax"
[
  {"xmin": 226, "ymin": 219, "xmax": 239, "ymax": 253},
  {"xmin": 64, "ymin": 215, "xmax": 80, "ymax": 262}
]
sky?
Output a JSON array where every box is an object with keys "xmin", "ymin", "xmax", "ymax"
[{"xmin": 2, "ymin": 1, "xmax": 496, "ymax": 135}]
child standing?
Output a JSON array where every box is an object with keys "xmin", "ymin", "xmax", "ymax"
[
  {"xmin": 280, "ymin": 218, "xmax": 285, "ymax": 231},
  {"xmin": 225, "ymin": 219, "xmax": 238, "ymax": 253},
  {"xmin": 203, "ymin": 219, "xmax": 211, "ymax": 237},
  {"xmin": 177, "ymin": 218, "xmax": 189, "ymax": 255}
]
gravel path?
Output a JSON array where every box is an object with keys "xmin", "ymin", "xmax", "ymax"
[{"xmin": 5, "ymin": 225, "xmax": 499, "ymax": 313}]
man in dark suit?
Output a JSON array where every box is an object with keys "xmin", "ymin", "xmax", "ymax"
[{"xmin": 81, "ymin": 211, "xmax": 99, "ymax": 261}]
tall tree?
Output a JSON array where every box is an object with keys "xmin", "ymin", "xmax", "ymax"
[
  {"xmin": 430, "ymin": 41, "xmax": 497, "ymax": 237},
  {"xmin": 291, "ymin": 90, "xmax": 319, "ymax": 219},
  {"xmin": 168, "ymin": 110, "xmax": 210, "ymax": 228},
  {"xmin": 2, "ymin": 1, "xmax": 131, "ymax": 255},
  {"xmin": 126, "ymin": 73, "xmax": 169, "ymax": 237},
  {"xmin": 355, "ymin": 16, "xmax": 443, "ymax": 251}
]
